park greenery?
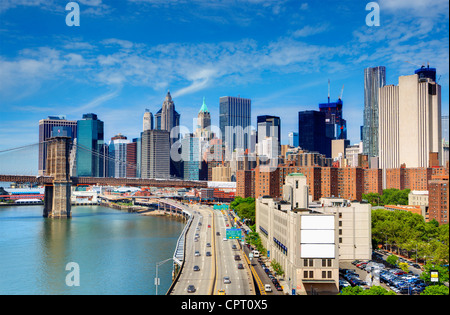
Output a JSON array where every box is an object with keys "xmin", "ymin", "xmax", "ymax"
[
  {"xmin": 372, "ymin": 209, "xmax": 449, "ymax": 267},
  {"xmin": 363, "ymin": 188, "xmax": 410, "ymax": 207},
  {"xmin": 230, "ymin": 197, "xmax": 256, "ymax": 225},
  {"xmin": 339, "ymin": 285, "xmax": 396, "ymax": 295}
]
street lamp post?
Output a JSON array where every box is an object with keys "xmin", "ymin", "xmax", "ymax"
[{"xmin": 156, "ymin": 258, "xmax": 174, "ymax": 295}]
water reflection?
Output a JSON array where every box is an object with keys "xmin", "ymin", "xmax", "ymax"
[{"xmin": 0, "ymin": 205, "xmax": 184, "ymax": 295}]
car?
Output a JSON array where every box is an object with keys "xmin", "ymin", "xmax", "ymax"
[
  {"xmin": 195, "ymin": 251, "xmax": 200, "ymax": 256},
  {"xmin": 216, "ymin": 232, "xmax": 220, "ymax": 236},
  {"xmin": 237, "ymin": 263, "xmax": 244, "ymax": 269},
  {"xmin": 208, "ymin": 225, "xmax": 211, "ymax": 228},
  {"xmin": 275, "ymin": 284, "xmax": 283, "ymax": 291},
  {"xmin": 232, "ymin": 244, "xmax": 237, "ymax": 250},
  {"xmin": 223, "ymin": 276, "xmax": 231, "ymax": 284},
  {"xmin": 218, "ymin": 289, "xmax": 226, "ymax": 295},
  {"xmin": 206, "ymin": 251, "xmax": 211, "ymax": 256},
  {"xmin": 265, "ymin": 284, "xmax": 272, "ymax": 292},
  {"xmin": 193, "ymin": 265, "xmax": 200, "ymax": 271},
  {"xmin": 234, "ymin": 255, "xmax": 241, "ymax": 261},
  {"xmin": 223, "ymin": 237, "xmax": 228, "ymax": 241},
  {"xmin": 187, "ymin": 285, "xmax": 196, "ymax": 293},
  {"xmin": 206, "ymin": 243, "xmax": 211, "ymax": 247}
]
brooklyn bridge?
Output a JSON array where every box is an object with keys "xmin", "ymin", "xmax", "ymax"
[{"xmin": 0, "ymin": 136, "xmax": 208, "ymax": 218}]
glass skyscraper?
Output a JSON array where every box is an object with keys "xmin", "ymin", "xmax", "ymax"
[
  {"xmin": 298, "ymin": 110, "xmax": 331, "ymax": 158},
  {"xmin": 181, "ymin": 134, "xmax": 200, "ymax": 181},
  {"xmin": 219, "ymin": 96, "xmax": 252, "ymax": 153},
  {"xmin": 363, "ymin": 66, "xmax": 386, "ymax": 158},
  {"xmin": 76, "ymin": 113, "xmax": 105, "ymax": 177}
]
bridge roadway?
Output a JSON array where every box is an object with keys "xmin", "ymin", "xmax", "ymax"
[
  {"xmin": 0, "ymin": 175, "xmax": 208, "ymax": 189},
  {"xmin": 170, "ymin": 204, "xmax": 254, "ymax": 295}
]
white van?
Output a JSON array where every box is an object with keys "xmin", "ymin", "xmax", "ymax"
[{"xmin": 252, "ymin": 250, "xmax": 260, "ymax": 258}]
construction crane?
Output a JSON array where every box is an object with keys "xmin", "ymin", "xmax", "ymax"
[
  {"xmin": 405, "ymin": 60, "xmax": 424, "ymax": 68},
  {"xmin": 339, "ymin": 84, "xmax": 345, "ymax": 101}
]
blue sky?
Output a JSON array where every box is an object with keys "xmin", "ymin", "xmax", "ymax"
[{"xmin": 0, "ymin": 0, "xmax": 448, "ymax": 152}]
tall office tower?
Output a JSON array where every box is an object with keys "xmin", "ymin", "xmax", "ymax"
[
  {"xmin": 319, "ymin": 81, "xmax": 347, "ymax": 140},
  {"xmin": 442, "ymin": 115, "xmax": 449, "ymax": 142},
  {"xmin": 141, "ymin": 130, "xmax": 170, "ymax": 179},
  {"xmin": 219, "ymin": 96, "xmax": 252, "ymax": 153},
  {"xmin": 379, "ymin": 67, "xmax": 442, "ymax": 174},
  {"xmin": 39, "ymin": 115, "xmax": 77, "ymax": 175},
  {"xmin": 198, "ymin": 97, "xmax": 211, "ymax": 130},
  {"xmin": 257, "ymin": 115, "xmax": 281, "ymax": 156},
  {"xmin": 363, "ymin": 66, "xmax": 386, "ymax": 158},
  {"xmin": 143, "ymin": 109, "xmax": 153, "ymax": 131},
  {"xmin": 181, "ymin": 134, "xmax": 201, "ymax": 181},
  {"xmin": 288, "ymin": 132, "xmax": 299, "ymax": 147},
  {"xmin": 155, "ymin": 91, "xmax": 180, "ymax": 143},
  {"xmin": 298, "ymin": 110, "xmax": 332, "ymax": 158},
  {"xmin": 108, "ymin": 134, "xmax": 130, "ymax": 178},
  {"xmin": 76, "ymin": 113, "xmax": 106, "ymax": 177},
  {"xmin": 126, "ymin": 140, "xmax": 138, "ymax": 178}
]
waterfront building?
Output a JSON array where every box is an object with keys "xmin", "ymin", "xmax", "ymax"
[
  {"xmin": 76, "ymin": 113, "xmax": 106, "ymax": 178},
  {"xmin": 39, "ymin": 115, "xmax": 77, "ymax": 175},
  {"xmin": 108, "ymin": 134, "xmax": 130, "ymax": 178},
  {"xmin": 363, "ymin": 66, "xmax": 386, "ymax": 159},
  {"xmin": 141, "ymin": 129, "xmax": 170, "ymax": 179}
]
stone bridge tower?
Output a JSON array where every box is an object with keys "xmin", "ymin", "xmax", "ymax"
[{"xmin": 43, "ymin": 136, "xmax": 72, "ymax": 218}]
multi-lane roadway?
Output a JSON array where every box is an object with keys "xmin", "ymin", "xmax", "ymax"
[{"xmin": 170, "ymin": 204, "xmax": 254, "ymax": 295}]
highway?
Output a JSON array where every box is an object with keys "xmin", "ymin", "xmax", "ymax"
[
  {"xmin": 213, "ymin": 207, "xmax": 254, "ymax": 295},
  {"xmin": 170, "ymin": 204, "xmax": 254, "ymax": 295}
]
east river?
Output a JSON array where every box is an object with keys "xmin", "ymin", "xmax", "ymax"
[{"xmin": 0, "ymin": 205, "xmax": 184, "ymax": 295}]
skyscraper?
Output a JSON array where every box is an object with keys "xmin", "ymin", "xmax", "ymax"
[
  {"xmin": 198, "ymin": 97, "xmax": 211, "ymax": 130},
  {"xmin": 76, "ymin": 113, "xmax": 106, "ymax": 178},
  {"xmin": 257, "ymin": 115, "xmax": 281, "ymax": 164},
  {"xmin": 288, "ymin": 132, "xmax": 299, "ymax": 147},
  {"xmin": 109, "ymin": 134, "xmax": 130, "ymax": 178},
  {"xmin": 298, "ymin": 110, "xmax": 331, "ymax": 158},
  {"xmin": 379, "ymin": 66, "xmax": 442, "ymax": 174},
  {"xmin": 219, "ymin": 96, "xmax": 252, "ymax": 153},
  {"xmin": 181, "ymin": 134, "xmax": 201, "ymax": 181},
  {"xmin": 39, "ymin": 115, "xmax": 77, "ymax": 175},
  {"xmin": 143, "ymin": 109, "xmax": 153, "ymax": 132},
  {"xmin": 363, "ymin": 66, "xmax": 386, "ymax": 158},
  {"xmin": 141, "ymin": 129, "xmax": 170, "ymax": 179},
  {"xmin": 319, "ymin": 81, "xmax": 347, "ymax": 140},
  {"xmin": 155, "ymin": 91, "xmax": 180, "ymax": 144}
]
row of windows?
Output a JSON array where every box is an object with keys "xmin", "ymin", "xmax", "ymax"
[
  {"xmin": 303, "ymin": 270, "xmax": 333, "ymax": 279},
  {"xmin": 303, "ymin": 259, "xmax": 333, "ymax": 268}
]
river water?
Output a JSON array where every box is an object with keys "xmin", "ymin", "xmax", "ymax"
[{"xmin": 0, "ymin": 205, "xmax": 185, "ymax": 295}]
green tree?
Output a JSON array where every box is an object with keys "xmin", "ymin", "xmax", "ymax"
[
  {"xmin": 339, "ymin": 286, "xmax": 395, "ymax": 295},
  {"xmin": 386, "ymin": 254, "xmax": 398, "ymax": 266},
  {"xmin": 421, "ymin": 285, "xmax": 449, "ymax": 295}
]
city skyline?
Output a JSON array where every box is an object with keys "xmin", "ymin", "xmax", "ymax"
[{"xmin": 0, "ymin": 0, "xmax": 449, "ymax": 151}]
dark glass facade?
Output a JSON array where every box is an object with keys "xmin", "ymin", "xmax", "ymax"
[
  {"xmin": 298, "ymin": 111, "xmax": 331, "ymax": 158},
  {"xmin": 76, "ymin": 113, "xmax": 106, "ymax": 177}
]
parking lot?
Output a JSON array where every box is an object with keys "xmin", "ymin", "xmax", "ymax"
[{"xmin": 339, "ymin": 251, "xmax": 428, "ymax": 295}]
